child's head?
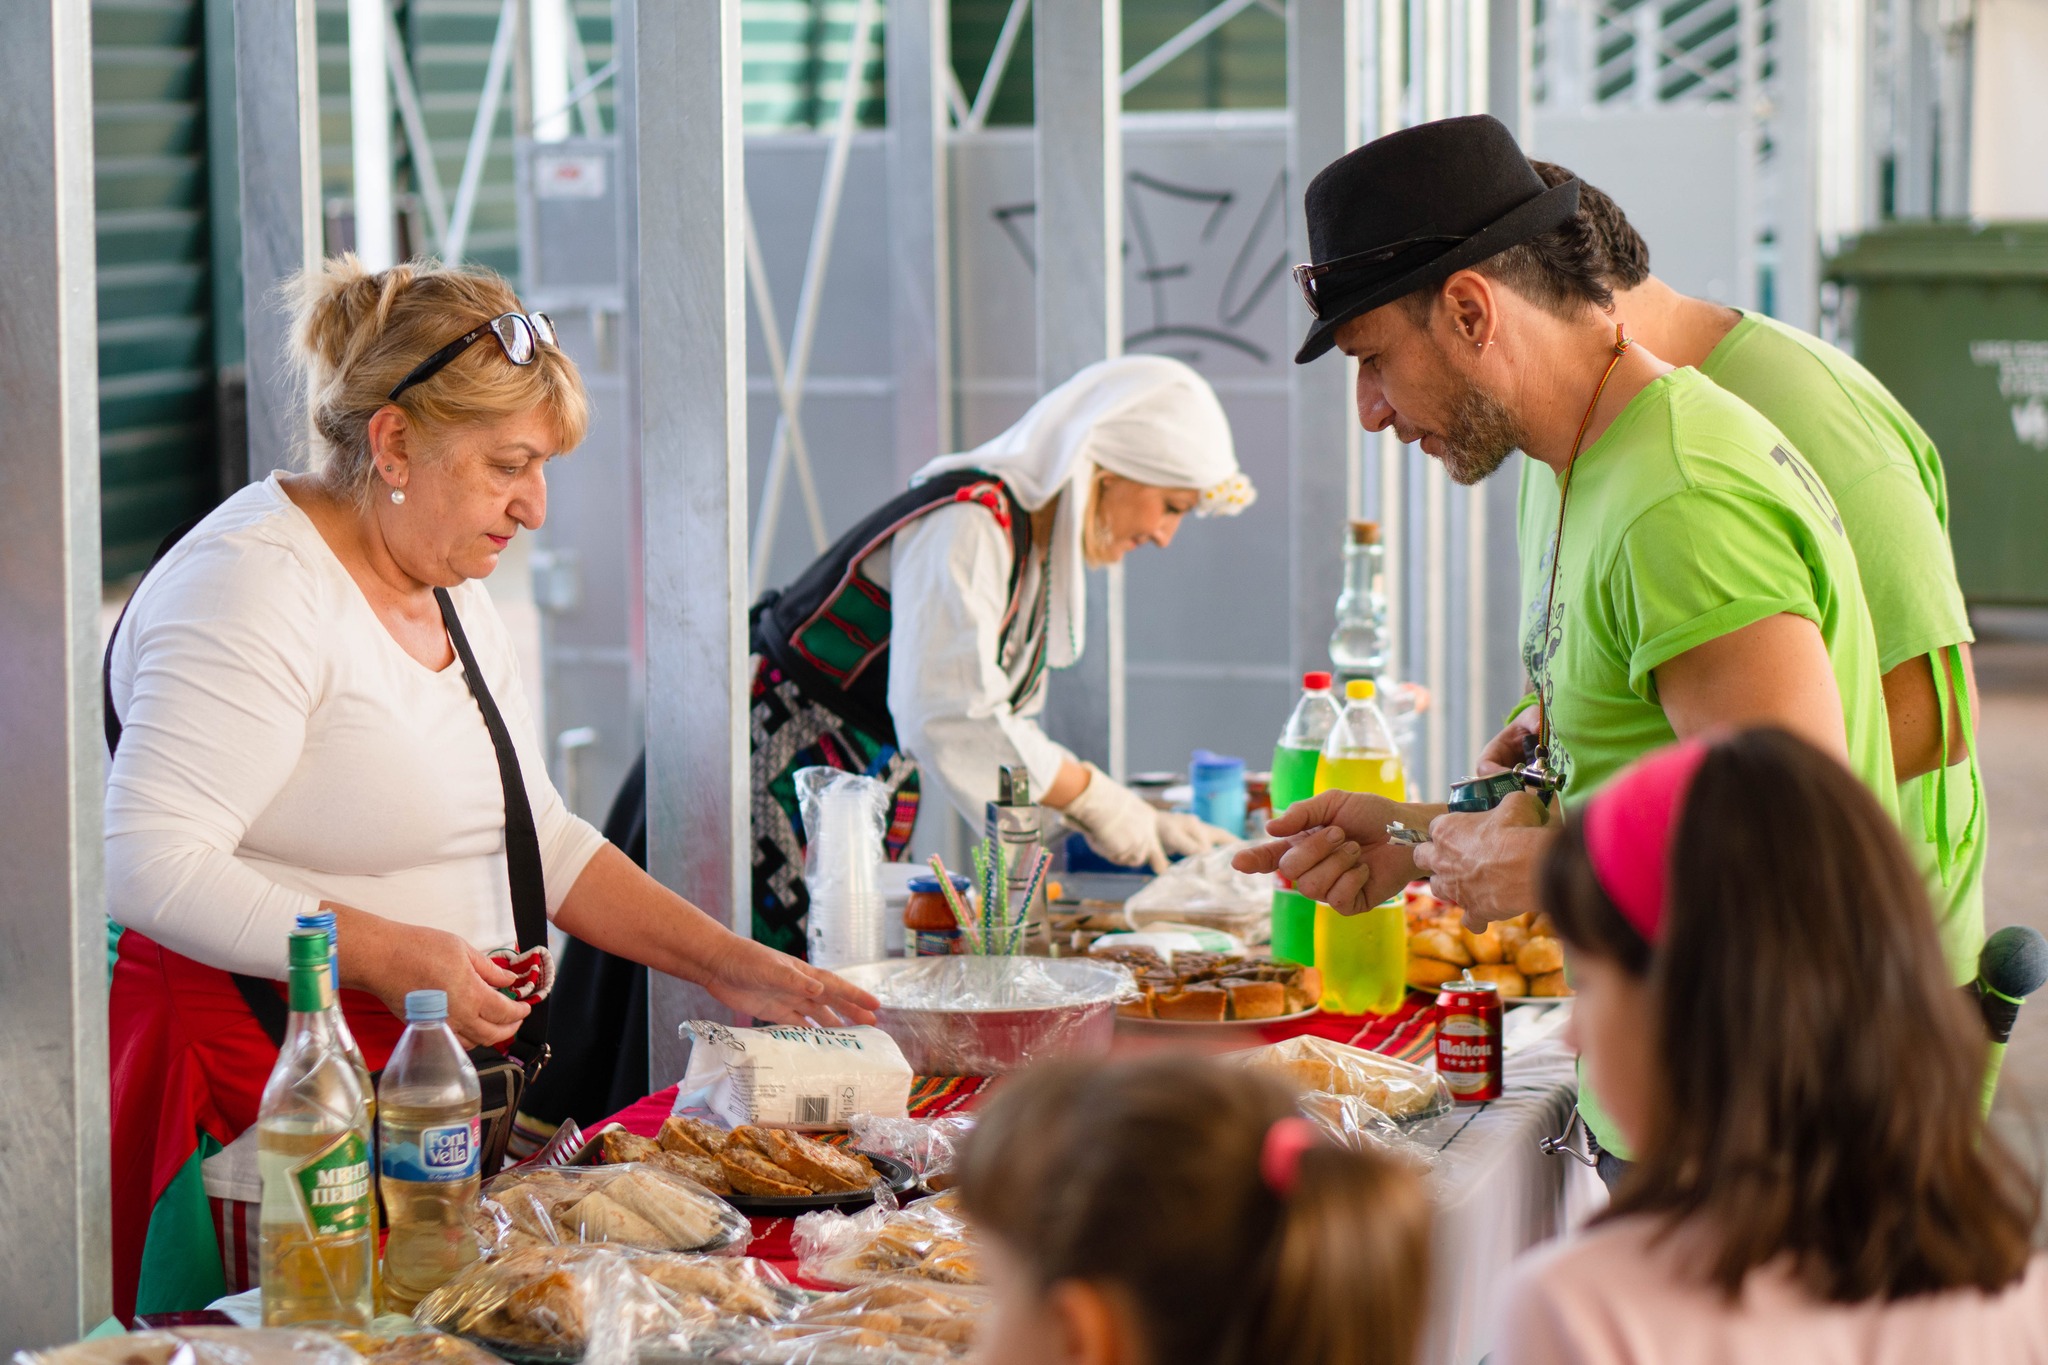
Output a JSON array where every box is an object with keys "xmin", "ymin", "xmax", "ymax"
[
  {"xmin": 957, "ymin": 1053, "xmax": 1431, "ymax": 1365},
  {"xmin": 1542, "ymin": 726, "xmax": 2039, "ymax": 1301}
]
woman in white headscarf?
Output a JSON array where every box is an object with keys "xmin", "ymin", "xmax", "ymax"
[{"xmin": 528, "ymin": 357, "xmax": 1256, "ymax": 1124}]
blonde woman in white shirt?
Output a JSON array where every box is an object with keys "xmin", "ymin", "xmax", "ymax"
[{"xmin": 104, "ymin": 256, "xmax": 876, "ymax": 1319}]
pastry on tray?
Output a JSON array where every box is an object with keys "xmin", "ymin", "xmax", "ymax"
[
  {"xmin": 735, "ymin": 1125, "xmax": 877, "ymax": 1194},
  {"xmin": 721, "ymin": 1143, "xmax": 817, "ymax": 1198},
  {"xmin": 1093, "ymin": 944, "xmax": 1322, "ymax": 1021},
  {"xmin": 627, "ymin": 1117, "xmax": 883, "ymax": 1199},
  {"xmin": 478, "ymin": 1161, "xmax": 746, "ymax": 1254},
  {"xmin": 658, "ymin": 1114, "xmax": 733, "ymax": 1158}
]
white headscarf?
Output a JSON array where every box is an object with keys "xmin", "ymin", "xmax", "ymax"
[{"xmin": 911, "ymin": 355, "xmax": 1255, "ymax": 669}]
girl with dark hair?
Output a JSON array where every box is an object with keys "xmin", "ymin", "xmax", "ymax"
[
  {"xmin": 957, "ymin": 1053, "xmax": 1433, "ymax": 1365},
  {"xmin": 1496, "ymin": 728, "xmax": 2045, "ymax": 1363}
]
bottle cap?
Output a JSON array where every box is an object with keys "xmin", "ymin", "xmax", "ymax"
[
  {"xmin": 1191, "ymin": 749, "xmax": 1246, "ymax": 779},
  {"xmin": 1302, "ymin": 670, "xmax": 1333, "ymax": 690},
  {"xmin": 1346, "ymin": 679, "xmax": 1377, "ymax": 700},
  {"xmin": 1348, "ymin": 520, "xmax": 1382, "ymax": 545},
  {"xmin": 405, "ymin": 990, "xmax": 449, "ymax": 1022},
  {"xmin": 288, "ymin": 928, "xmax": 331, "ymax": 968},
  {"xmin": 906, "ymin": 874, "xmax": 974, "ymax": 895},
  {"xmin": 295, "ymin": 910, "xmax": 337, "ymax": 932}
]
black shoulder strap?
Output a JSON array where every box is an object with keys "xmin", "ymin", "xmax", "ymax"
[{"xmin": 435, "ymin": 586, "xmax": 551, "ymax": 1067}]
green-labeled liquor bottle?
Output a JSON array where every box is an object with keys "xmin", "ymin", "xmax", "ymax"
[{"xmin": 258, "ymin": 927, "xmax": 375, "ymax": 1326}]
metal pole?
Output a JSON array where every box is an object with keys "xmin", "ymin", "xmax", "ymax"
[
  {"xmin": 627, "ymin": 0, "xmax": 750, "ymax": 1084},
  {"xmin": 888, "ymin": 0, "xmax": 954, "ymax": 480},
  {"xmin": 0, "ymin": 0, "xmax": 109, "ymax": 1342},
  {"xmin": 1374, "ymin": 1, "xmax": 1405, "ymax": 679},
  {"xmin": 1774, "ymin": 0, "xmax": 1819, "ymax": 328},
  {"xmin": 349, "ymin": 0, "xmax": 396, "ymax": 267},
  {"xmin": 236, "ymin": 0, "xmax": 320, "ymax": 481},
  {"xmin": 1288, "ymin": 0, "xmax": 1361, "ymax": 681},
  {"xmin": 1035, "ymin": 0, "xmax": 1126, "ymax": 778},
  {"xmin": 531, "ymin": 0, "xmax": 573, "ymax": 143}
]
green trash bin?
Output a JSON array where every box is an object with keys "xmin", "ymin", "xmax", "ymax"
[{"xmin": 1826, "ymin": 222, "xmax": 2048, "ymax": 605}]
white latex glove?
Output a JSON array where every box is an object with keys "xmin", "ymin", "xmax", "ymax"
[
  {"xmin": 1156, "ymin": 809, "xmax": 1236, "ymax": 861},
  {"xmin": 1060, "ymin": 763, "xmax": 1170, "ymax": 873}
]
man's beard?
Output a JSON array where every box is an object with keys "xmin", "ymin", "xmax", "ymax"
[{"xmin": 1429, "ymin": 374, "xmax": 1526, "ymax": 486}]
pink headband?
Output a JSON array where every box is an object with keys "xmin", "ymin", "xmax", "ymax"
[
  {"xmin": 1580, "ymin": 738, "xmax": 1711, "ymax": 946},
  {"xmin": 1261, "ymin": 1117, "xmax": 1319, "ymax": 1197}
]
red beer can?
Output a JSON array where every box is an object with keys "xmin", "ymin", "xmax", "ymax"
[{"xmin": 1436, "ymin": 978, "xmax": 1503, "ymax": 1103}]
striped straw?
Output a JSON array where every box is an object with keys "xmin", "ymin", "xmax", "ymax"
[
  {"xmin": 1011, "ymin": 847, "xmax": 1053, "ymax": 953},
  {"xmin": 927, "ymin": 855, "xmax": 982, "ymax": 953}
]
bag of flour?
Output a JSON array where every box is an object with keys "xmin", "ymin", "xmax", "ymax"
[{"xmin": 678, "ymin": 1021, "xmax": 914, "ymax": 1131}]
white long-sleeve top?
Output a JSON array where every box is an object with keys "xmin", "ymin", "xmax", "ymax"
[
  {"xmin": 105, "ymin": 475, "xmax": 607, "ymax": 979},
  {"xmin": 868, "ymin": 501, "xmax": 1076, "ymax": 821}
]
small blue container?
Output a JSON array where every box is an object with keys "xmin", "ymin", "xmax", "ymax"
[{"xmin": 1190, "ymin": 749, "xmax": 1248, "ymax": 840}]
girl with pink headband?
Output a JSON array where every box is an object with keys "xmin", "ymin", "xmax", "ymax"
[
  {"xmin": 958, "ymin": 1053, "xmax": 1431, "ymax": 1365},
  {"xmin": 1496, "ymin": 727, "xmax": 2045, "ymax": 1364}
]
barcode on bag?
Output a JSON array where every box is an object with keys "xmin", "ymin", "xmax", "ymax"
[{"xmin": 799, "ymin": 1095, "xmax": 830, "ymax": 1125}]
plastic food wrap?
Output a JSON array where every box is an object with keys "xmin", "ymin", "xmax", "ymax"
[
  {"xmin": 412, "ymin": 1244, "xmax": 800, "ymax": 1362},
  {"xmin": 1233, "ymin": 1034, "xmax": 1452, "ymax": 1123},
  {"xmin": 836, "ymin": 957, "xmax": 1137, "ymax": 1075},
  {"xmin": 475, "ymin": 1161, "xmax": 751, "ymax": 1256},
  {"xmin": 678, "ymin": 1021, "xmax": 914, "ymax": 1131},
  {"xmin": 792, "ymin": 1194, "xmax": 979, "ymax": 1288},
  {"xmin": 13, "ymin": 1331, "xmax": 359, "ymax": 1365},
  {"xmin": 659, "ymin": 1324, "xmax": 958, "ymax": 1365},
  {"xmin": 843, "ymin": 1115, "xmax": 975, "ymax": 1192},
  {"xmin": 1294, "ymin": 1091, "xmax": 1438, "ymax": 1169},
  {"xmin": 1120, "ymin": 845, "xmax": 1275, "ymax": 943}
]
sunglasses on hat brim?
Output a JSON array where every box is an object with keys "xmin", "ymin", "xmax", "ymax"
[
  {"xmin": 1291, "ymin": 233, "xmax": 1466, "ymax": 320},
  {"xmin": 387, "ymin": 311, "xmax": 558, "ymax": 402}
]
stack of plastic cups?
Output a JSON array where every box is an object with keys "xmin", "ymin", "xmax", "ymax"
[{"xmin": 806, "ymin": 780, "xmax": 887, "ymax": 968}]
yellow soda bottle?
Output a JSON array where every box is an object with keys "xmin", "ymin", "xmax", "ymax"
[{"xmin": 1312, "ymin": 679, "xmax": 1410, "ymax": 1014}]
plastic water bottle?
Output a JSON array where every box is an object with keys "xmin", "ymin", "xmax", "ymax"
[
  {"xmin": 377, "ymin": 990, "xmax": 482, "ymax": 1313},
  {"xmin": 1270, "ymin": 671, "xmax": 1341, "ymax": 965},
  {"xmin": 1312, "ymin": 680, "xmax": 1410, "ymax": 1014},
  {"xmin": 1328, "ymin": 520, "xmax": 1390, "ymax": 680},
  {"xmin": 259, "ymin": 928, "xmax": 375, "ymax": 1327}
]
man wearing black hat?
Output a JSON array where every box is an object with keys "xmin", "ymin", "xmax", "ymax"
[{"xmin": 1235, "ymin": 113, "xmax": 1897, "ymax": 945}]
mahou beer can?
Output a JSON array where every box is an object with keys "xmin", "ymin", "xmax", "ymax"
[{"xmin": 1436, "ymin": 978, "xmax": 1503, "ymax": 1102}]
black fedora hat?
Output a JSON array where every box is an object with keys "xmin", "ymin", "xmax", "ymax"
[{"xmin": 1293, "ymin": 114, "xmax": 1581, "ymax": 364}]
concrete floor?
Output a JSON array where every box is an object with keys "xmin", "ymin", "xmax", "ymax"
[{"xmin": 1978, "ymin": 608, "xmax": 2048, "ymax": 1211}]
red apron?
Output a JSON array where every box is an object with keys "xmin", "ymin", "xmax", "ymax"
[{"xmin": 109, "ymin": 930, "xmax": 407, "ymax": 1320}]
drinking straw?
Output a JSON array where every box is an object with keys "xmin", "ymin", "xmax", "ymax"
[
  {"xmin": 1012, "ymin": 847, "xmax": 1054, "ymax": 953},
  {"xmin": 927, "ymin": 855, "xmax": 982, "ymax": 953}
]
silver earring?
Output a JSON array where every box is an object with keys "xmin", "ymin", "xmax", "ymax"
[{"xmin": 391, "ymin": 488, "xmax": 405, "ymax": 505}]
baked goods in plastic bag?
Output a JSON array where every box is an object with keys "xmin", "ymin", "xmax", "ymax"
[
  {"xmin": 1233, "ymin": 1034, "xmax": 1452, "ymax": 1122},
  {"xmin": 475, "ymin": 1161, "xmax": 750, "ymax": 1256},
  {"xmin": 793, "ymin": 1194, "xmax": 979, "ymax": 1287},
  {"xmin": 659, "ymin": 1324, "xmax": 958, "ymax": 1365},
  {"xmin": 413, "ymin": 1243, "xmax": 799, "ymax": 1360},
  {"xmin": 788, "ymin": 1280, "xmax": 988, "ymax": 1355},
  {"xmin": 330, "ymin": 1331, "xmax": 503, "ymax": 1365},
  {"xmin": 13, "ymin": 1330, "xmax": 359, "ymax": 1365}
]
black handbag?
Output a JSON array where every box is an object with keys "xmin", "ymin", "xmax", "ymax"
[{"xmin": 105, "ymin": 522, "xmax": 551, "ymax": 1175}]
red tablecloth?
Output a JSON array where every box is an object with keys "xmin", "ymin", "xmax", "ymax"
[{"xmin": 592, "ymin": 991, "xmax": 1441, "ymax": 1284}]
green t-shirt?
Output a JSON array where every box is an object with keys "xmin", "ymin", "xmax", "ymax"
[
  {"xmin": 1701, "ymin": 310, "xmax": 1984, "ymax": 982},
  {"xmin": 1517, "ymin": 368, "xmax": 1897, "ymax": 1159},
  {"xmin": 1515, "ymin": 367, "xmax": 1896, "ymax": 809}
]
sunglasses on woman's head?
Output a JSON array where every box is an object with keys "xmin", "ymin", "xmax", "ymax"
[{"xmin": 386, "ymin": 311, "xmax": 558, "ymax": 402}]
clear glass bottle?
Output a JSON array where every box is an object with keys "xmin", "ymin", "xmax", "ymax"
[
  {"xmin": 1329, "ymin": 520, "xmax": 1390, "ymax": 681},
  {"xmin": 1270, "ymin": 671, "xmax": 1342, "ymax": 965},
  {"xmin": 378, "ymin": 989, "xmax": 483, "ymax": 1313},
  {"xmin": 259, "ymin": 928, "xmax": 375, "ymax": 1327},
  {"xmin": 295, "ymin": 909, "xmax": 380, "ymax": 1305}
]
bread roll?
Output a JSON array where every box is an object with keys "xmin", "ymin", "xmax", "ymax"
[
  {"xmin": 1493, "ymin": 922, "xmax": 1531, "ymax": 961},
  {"xmin": 1469, "ymin": 964, "xmax": 1527, "ymax": 998},
  {"xmin": 1528, "ymin": 912, "xmax": 1558, "ymax": 938},
  {"xmin": 1527, "ymin": 969, "xmax": 1572, "ymax": 997},
  {"xmin": 1514, "ymin": 936, "xmax": 1565, "ymax": 976},
  {"xmin": 1461, "ymin": 924, "xmax": 1505, "ymax": 964},
  {"xmin": 1408, "ymin": 927, "xmax": 1472, "ymax": 966},
  {"xmin": 1406, "ymin": 954, "xmax": 1463, "ymax": 990}
]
